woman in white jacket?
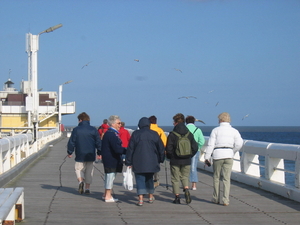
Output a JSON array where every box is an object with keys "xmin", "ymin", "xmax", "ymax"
[{"xmin": 205, "ymin": 112, "xmax": 243, "ymax": 206}]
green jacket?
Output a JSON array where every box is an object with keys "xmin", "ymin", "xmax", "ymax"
[{"xmin": 186, "ymin": 124, "xmax": 205, "ymax": 151}]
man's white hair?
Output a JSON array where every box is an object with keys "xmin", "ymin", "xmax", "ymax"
[{"xmin": 108, "ymin": 115, "xmax": 120, "ymax": 126}]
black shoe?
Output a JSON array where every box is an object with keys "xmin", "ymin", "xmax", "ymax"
[
  {"xmin": 85, "ymin": 190, "xmax": 90, "ymax": 195},
  {"xmin": 172, "ymin": 196, "xmax": 181, "ymax": 204},
  {"xmin": 78, "ymin": 182, "xmax": 84, "ymax": 194},
  {"xmin": 184, "ymin": 188, "xmax": 191, "ymax": 204}
]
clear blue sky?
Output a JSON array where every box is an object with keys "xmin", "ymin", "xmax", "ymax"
[{"xmin": 1, "ymin": 0, "xmax": 299, "ymax": 127}]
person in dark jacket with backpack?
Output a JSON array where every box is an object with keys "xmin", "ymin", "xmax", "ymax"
[
  {"xmin": 166, "ymin": 113, "xmax": 198, "ymax": 204},
  {"xmin": 126, "ymin": 117, "xmax": 165, "ymax": 206},
  {"xmin": 67, "ymin": 112, "xmax": 102, "ymax": 195}
]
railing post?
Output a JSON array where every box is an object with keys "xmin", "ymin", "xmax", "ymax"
[
  {"xmin": 232, "ymin": 151, "xmax": 241, "ymax": 172},
  {"xmin": 295, "ymin": 150, "xmax": 300, "ymax": 188},
  {"xmin": 265, "ymin": 154, "xmax": 285, "ymax": 183},
  {"xmin": 241, "ymin": 152, "xmax": 260, "ymax": 177}
]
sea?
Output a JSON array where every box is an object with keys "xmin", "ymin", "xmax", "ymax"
[
  {"xmin": 127, "ymin": 126, "xmax": 300, "ymax": 145},
  {"xmin": 127, "ymin": 125, "xmax": 300, "ymax": 186}
]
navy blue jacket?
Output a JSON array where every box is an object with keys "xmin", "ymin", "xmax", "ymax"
[
  {"xmin": 101, "ymin": 127, "xmax": 126, "ymax": 173},
  {"xmin": 166, "ymin": 122, "xmax": 198, "ymax": 166},
  {"xmin": 125, "ymin": 117, "xmax": 165, "ymax": 173},
  {"xmin": 67, "ymin": 120, "xmax": 101, "ymax": 162}
]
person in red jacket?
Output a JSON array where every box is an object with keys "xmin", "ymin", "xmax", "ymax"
[
  {"xmin": 98, "ymin": 119, "xmax": 109, "ymax": 139},
  {"xmin": 119, "ymin": 122, "xmax": 131, "ymax": 148}
]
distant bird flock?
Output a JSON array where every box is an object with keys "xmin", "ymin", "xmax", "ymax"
[{"xmin": 79, "ymin": 58, "xmax": 251, "ymax": 122}]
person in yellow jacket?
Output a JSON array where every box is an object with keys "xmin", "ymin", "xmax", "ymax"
[{"xmin": 149, "ymin": 115, "xmax": 167, "ymax": 188}]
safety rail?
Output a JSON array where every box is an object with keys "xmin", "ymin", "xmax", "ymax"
[
  {"xmin": 199, "ymin": 137, "xmax": 300, "ymax": 202},
  {"xmin": 0, "ymin": 129, "xmax": 61, "ymax": 175}
]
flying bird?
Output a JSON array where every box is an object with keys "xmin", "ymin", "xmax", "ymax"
[
  {"xmin": 134, "ymin": 59, "xmax": 139, "ymax": 62},
  {"xmin": 195, "ymin": 119, "xmax": 205, "ymax": 124},
  {"xmin": 81, "ymin": 61, "xmax": 92, "ymax": 69},
  {"xmin": 242, "ymin": 114, "xmax": 250, "ymax": 120},
  {"xmin": 174, "ymin": 68, "xmax": 182, "ymax": 73},
  {"xmin": 215, "ymin": 101, "xmax": 219, "ymax": 106},
  {"xmin": 178, "ymin": 96, "xmax": 197, "ymax": 99}
]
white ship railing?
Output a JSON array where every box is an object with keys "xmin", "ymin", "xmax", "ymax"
[{"xmin": 0, "ymin": 129, "xmax": 61, "ymax": 175}]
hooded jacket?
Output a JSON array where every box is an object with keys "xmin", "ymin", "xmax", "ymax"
[
  {"xmin": 67, "ymin": 120, "xmax": 101, "ymax": 162},
  {"xmin": 125, "ymin": 117, "xmax": 165, "ymax": 173},
  {"xmin": 166, "ymin": 122, "xmax": 198, "ymax": 165}
]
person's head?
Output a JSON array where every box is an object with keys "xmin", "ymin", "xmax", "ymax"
[
  {"xmin": 173, "ymin": 113, "xmax": 185, "ymax": 125},
  {"xmin": 108, "ymin": 115, "xmax": 122, "ymax": 130},
  {"xmin": 149, "ymin": 115, "xmax": 157, "ymax": 124},
  {"xmin": 121, "ymin": 122, "xmax": 125, "ymax": 127},
  {"xmin": 103, "ymin": 119, "xmax": 108, "ymax": 124},
  {"xmin": 77, "ymin": 112, "xmax": 90, "ymax": 122},
  {"xmin": 138, "ymin": 117, "xmax": 150, "ymax": 129},
  {"xmin": 218, "ymin": 112, "xmax": 231, "ymax": 123},
  {"xmin": 185, "ymin": 115, "xmax": 195, "ymax": 124}
]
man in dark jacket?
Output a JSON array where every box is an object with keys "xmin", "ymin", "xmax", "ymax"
[
  {"xmin": 101, "ymin": 115, "xmax": 126, "ymax": 202},
  {"xmin": 126, "ymin": 117, "xmax": 165, "ymax": 206},
  {"xmin": 67, "ymin": 112, "xmax": 101, "ymax": 194},
  {"xmin": 166, "ymin": 113, "xmax": 198, "ymax": 204}
]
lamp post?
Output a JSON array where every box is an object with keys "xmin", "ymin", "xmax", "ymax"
[
  {"xmin": 26, "ymin": 24, "xmax": 62, "ymax": 140},
  {"xmin": 59, "ymin": 80, "xmax": 73, "ymax": 132}
]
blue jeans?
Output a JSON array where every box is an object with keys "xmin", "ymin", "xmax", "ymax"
[
  {"xmin": 135, "ymin": 173, "xmax": 154, "ymax": 195},
  {"xmin": 190, "ymin": 151, "xmax": 200, "ymax": 183}
]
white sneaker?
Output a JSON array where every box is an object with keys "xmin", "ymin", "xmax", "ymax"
[{"xmin": 105, "ymin": 198, "xmax": 119, "ymax": 203}]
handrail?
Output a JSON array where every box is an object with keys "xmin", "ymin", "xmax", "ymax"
[{"xmin": 0, "ymin": 129, "xmax": 61, "ymax": 175}]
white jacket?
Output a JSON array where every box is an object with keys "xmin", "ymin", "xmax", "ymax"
[{"xmin": 204, "ymin": 122, "xmax": 243, "ymax": 160}]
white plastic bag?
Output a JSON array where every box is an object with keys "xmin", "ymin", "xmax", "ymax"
[{"xmin": 123, "ymin": 167, "xmax": 133, "ymax": 191}]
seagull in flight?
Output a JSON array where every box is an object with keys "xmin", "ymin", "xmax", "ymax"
[
  {"xmin": 178, "ymin": 96, "xmax": 197, "ymax": 99},
  {"xmin": 81, "ymin": 61, "xmax": 92, "ymax": 69},
  {"xmin": 134, "ymin": 59, "xmax": 139, "ymax": 62},
  {"xmin": 195, "ymin": 119, "xmax": 205, "ymax": 124},
  {"xmin": 242, "ymin": 114, "xmax": 250, "ymax": 120},
  {"xmin": 174, "ymin": 68, "xmax": 182, "ymax": 73}
]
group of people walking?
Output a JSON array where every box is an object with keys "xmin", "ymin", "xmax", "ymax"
[{"xmin": 67, "ymin": 111, "xmax": 243, "ymax": 206}]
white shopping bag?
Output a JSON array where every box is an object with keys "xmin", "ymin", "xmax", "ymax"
[{"xmin": 123, "ymin": 167, "xmax": 133, "ymax": 191}]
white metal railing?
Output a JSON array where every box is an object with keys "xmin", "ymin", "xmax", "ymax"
[
  {"xmin": 0, "ymin": 129, "xmax": 61, "ymax": 175},
  {"xmin": 199, "ymin": 136, "xmax": 300, "ymax": 202}
]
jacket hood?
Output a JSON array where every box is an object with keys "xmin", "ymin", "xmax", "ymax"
[
  {"xmin": 138, "ymin": 117, "xmax": 150, "ymax": 129},
  {"xmin": 173, "ymin": 122, "xmax": 189, "ymax": 135}
]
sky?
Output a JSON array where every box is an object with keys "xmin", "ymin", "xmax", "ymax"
[{"xmin": 0, "ymin": 0, "xmax": 299, "ymax": 127}]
